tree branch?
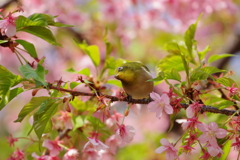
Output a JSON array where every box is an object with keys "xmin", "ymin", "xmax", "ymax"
[{"xmin": 48, "ymin": 85, "xmax": 239, "ymax": 116}]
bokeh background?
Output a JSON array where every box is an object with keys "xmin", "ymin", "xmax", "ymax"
[{"xmin": 0, "ymin": 0, "xmax": 240, "ymax": 159}]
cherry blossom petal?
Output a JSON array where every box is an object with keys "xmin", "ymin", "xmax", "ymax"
[
  {"xmin": 186, "ymin": 106, "xmax": 194, "ymax": 118},
  {"xmin": 161, "ymin": 93, "xmax": 170, "ymax": 104},
  {"xmin": 215, "ymin": 128, "xmax": 227, "ymax": 138},
  {"xmin": 155, "ymin": 146, "xmax": 168, "ymax": 154},
  {"xmin": 160, "ymin": 138, "xmax": 171, "ymax": 146},
  {"xmin": 150, "ymin": 92, "xmax": 161, "ymax": 101},
  {"xmin": 208, "ymin": 122, "xmax": 218, "ymax": 131},
  {"xmin": 147, "ymin": 102, "xmax": 158, "ymax": 112},
  {"xmin": 164, "ymin": 104, "xmax": 173, "ymax": 114}
]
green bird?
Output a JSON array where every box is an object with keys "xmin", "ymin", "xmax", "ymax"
[{"xmin": 114, "ymin": 62, "xmax": 154, "ymax": 99}]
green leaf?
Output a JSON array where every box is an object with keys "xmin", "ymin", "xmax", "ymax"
[
  {"xmin": 190, "ymin": 67, "xmax": 225, "ymax": 82},
  {"xmin": 105, "ymin": 41, "xmax": 113, "ymax": 57},
  {"xmin": 9, "ymin": 87, "xmax": 24, "ymax": 102},
  {"xmin": 157, "ymin": 55, "xmax": 185, "ymax": 72},
  {"xmin": 0, "ymin": 40, "xmax": 8, "ymax": 44},
  {"xmin": 19, "ymin": 26, "xmax": 61, "ymax": 46},
  {"xmin": 15, "ymin": 39, "xmax": 38, "ymax": 58},
  {"xmin": 216, "ymin": 77, "xmax": 236, "ymax": 87},
  {"xmin": 77, "ymin": 68, "xmax": 91, "ymax": 76},
  {"xmin": 33, "ymin": 101, "xmax": 58, "ymax": 140},
  {"xmin": 106, "ymin": 79, "xmax": 122, "ymax": 87},
  {"xmin": 219, "ymin": 140, "xmax": 231, "ymax": 160},
  {"xmin": 201, "ymin": 67, "xmax": 225, "ymax": 75},
  {"xmin": 164, "ymin": 42, "xmax": 181, "ymax": 55},
  {"xmin": 16, "ymin": 16, "xmax": 47, "ymax": 29},
  {"xmin": 73, "ymin": 115, "xmax": 85, "ymax": 131},
  {"xmin": 19, "ymin": 64, "xmax": 47, "ymax": 86},
  {"xmin": 202, "ymin": 94, "xmax": 234, "ymax": 109},
  {"xmin": 70, "ymin": 82, "xmax": 81, "ymax": 89},
  {"xmin": 190, "ymin": 69, "xmax": 208, "ymax": 81},
  {"xmin": 76, "ymin": 41, "xmax": 100, "ymax": 67},
  {"xmin": 208, "ymin": 54, "xmax": 236, "ymax": 64},
  {"xmin": 198, "ymin": 45, "xmax": 211, "ymax": 61},
  {"xmin": 65, "ymin": 67, "xmax": 75, "ymax": 73},
  {"xmin": 0, "ymin": 77, "xmax": 15, "ymax": 110},
  {"xmin": 53, "ymin": 22, "xmax": 73, "ymax": 27},
  {"xmin": 0, "ymin": 66, "xmax": 23, "ymax": 110},
  {"xmin": 28, "ymin": 13, "xmax": 73, "ymax": 27},
  {"xmin": 184, "ymin": 17, "xmax": 200, "ymax": 56},
  {"xmin": 0, "ymin": 65, "xmax": 17, "ymax": 79},
  {"xmin": 14, "ymin": 96, "xmax": 50, "ymax": 122},
  {"xmin": 165, "ymin": 68, "xmax": 181, "ymax": 81},
  {"xmin": 28, "ymin": 13, "xmax": 55, "ymax": 25}
]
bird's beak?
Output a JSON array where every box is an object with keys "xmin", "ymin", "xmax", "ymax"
[{"xmin": 114, "ymin": 75, "xmax": 119, "ymax": 79}]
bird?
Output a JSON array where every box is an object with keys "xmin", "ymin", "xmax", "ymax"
[{"xmin": 114, "ymin": 62, "xmax": 154, "ymax": 100}]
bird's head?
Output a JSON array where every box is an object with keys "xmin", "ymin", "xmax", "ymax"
[{"xmin": 114, "ymin": 62, "xmax": 137, "ymax": 84}]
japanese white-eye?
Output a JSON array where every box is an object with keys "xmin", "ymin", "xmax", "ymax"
[{"xmin": 114, "ymin": 62, "xmax": 154, "ymax": 99}]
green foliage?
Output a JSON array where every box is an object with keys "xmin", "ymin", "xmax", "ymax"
[
  {"xmin": 32, "ymin": 100, "xmax": 59, "ymax": 140},
  {"xmin": 198, "ymin": 45, "xmax": 211, "ymax": 61},
  {"xmin": 76, "ymin": 41, "xmax": 100, "ymax": 67},
  {"xmin": 70, "ymin": 82, "xmax": 81, "ymax": 89},
  {"xmin": 20, "ymin": 26, "xmax": 61, "ymax": 46},
  {"xmin": 201, "ymin": 94, "xmax": 234, "ymax": 109},
  {"xmin": 0, "ymin": 40, "xmax": 8, "ymax": 44},
  {"xmin": 208, "ymin": 54, "xmax": 236, "ymax": 64},
  {"xmin": 157, "ymin": 55, "xmax": 185, "ymax": 72},
  {"xmin": 15, "ymin": 39, "xmax": 38, "ymax": 58},
  {"xmin": 19, "ymin": 64, "xmax": 48, "ymax": 87},
  {"xmin": 190, "ymin": 67, "xmax": 225, "ymax": 81},
  {"xmin": 16, "ymin": 13, "xmax": 73, "ymax": 46},
  {"xmin": 15, "ymin": 96, "xmax": 50, "ymax": 122},
  {"xmin": 0, "ymin": 65, "xmax": 23, "ymax": 110},
  {"xmin": 66, "ymin": 67, "xmax": 91, "ymax": 76},
  {"xmin": 151, "ymin": 69, "xmax": 181, "ymax": 82},
  {"xmin": 106, "ymin": 79, "xmax": 122, "ymax": 87},
  {"xmin": 215, "ymin": 77, "xmax": 236, "ymax": 87},
  {"xmin": 218, "ymin": 140, "xmax": 232, "ymax": 160}
]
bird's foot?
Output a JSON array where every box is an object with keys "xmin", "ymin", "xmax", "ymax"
[{"xmin": 126, "ymin": 95, "xmax": 133, "ymax": 104}]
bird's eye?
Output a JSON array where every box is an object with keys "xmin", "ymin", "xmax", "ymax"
[{"xmin": 118, "ymin": 67, "xmax": 124, "ymax": 72}]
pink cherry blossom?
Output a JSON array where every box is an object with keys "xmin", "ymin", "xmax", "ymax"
[
  {"xmin": 197, "ymin": 122, "xmax": 227, "ymax": 148},
  {"xmin": 63, "ymin": 149, "xmax": 79, "ymax": 160},
  {"xmin": 200, "ymin": 149, "xmax": 211, "ymax": 160},
  {"xmin": 0, "ymin": 13, "xmax": 16, "ymax": 37},
  {"xmin": 58, "ymin": 111, "xmax": 73, "ymax": 129},
  {"xmin": 84, "ymin": 137, "xmax": 109, "ymax": 152},
  {"xmin": 186, "ymin": 102, "xmax": 203, "ymax": 118},
  {"xmin": 105, "ymin": 110, "xmax": 123, "ymax": 127},
  {"xmin": 105, "ymin": 135, "xmax": 121, "ymax": 154},
  {"xmin": 232, "ymin": 137, "xmax": 240, "ymax": 151},
  {"xmin": 115, "ymin": 124, "xmax": 135, "ymax": 146},
  {"xmin": 148, "ymin": 92, "xmax": 173, "ymax": 119},
  {"xmin": 32, "ymin": 152, "xmax": 50, "ymax": 160},
  {"xmin": 6, "ymin": 134, "xmax": 18, "ymax": 147},
  {"xmin": 155, "ymin": 138, "xmax": 178, "ymax": 160},
  {"xmin": 82, "ymin": 147, "xmax": 101, "ymax": 160},
  {"xmin": 206, "ymin": 144, "xmax": 223, "ymax": 157},
  {"xmin": 9, "ymin": 148, "xmax": 24, "ymax": 160},
  {"xmin": 226, "ymin": 83, "xmax": 238, "ymax": 96},
  {"xmin": 182, "ymin": 117, "xmax": 201, "ymax": 130},
  {"xmin": 42, "ymin": 139, "xmax": 62, "ymax": 157}
]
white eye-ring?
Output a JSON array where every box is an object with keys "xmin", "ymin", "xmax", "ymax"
[{"xmin": 118, "ymin": 67, "xmax": 124, "ymax": 72}]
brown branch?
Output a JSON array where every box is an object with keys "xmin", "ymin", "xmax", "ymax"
[{"xmin": 48, "ymin": 85, "xmax": 240, "ymax": 116}]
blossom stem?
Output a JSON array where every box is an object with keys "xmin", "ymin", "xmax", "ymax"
[
  {"xmin": 17, "ymin": 137, "xmax": 39, "ymax": 142},
  {"xmin": 174, "ymin": 135, "xmax": 182, "ymax": 147},
  {"xmin": 14, "ymin": 50, "xmax": 23, "ymax": 65},
  {"xmin": 121, "ymin": 105, "xmax": 130, "ymax": 124},
  {"xmin": 15, "ymin": 49, "xmax": 28, "ymax": 63},
  {"xmin": 220, "ymin": 109, "xmax": 240, "ymax": 128}
]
